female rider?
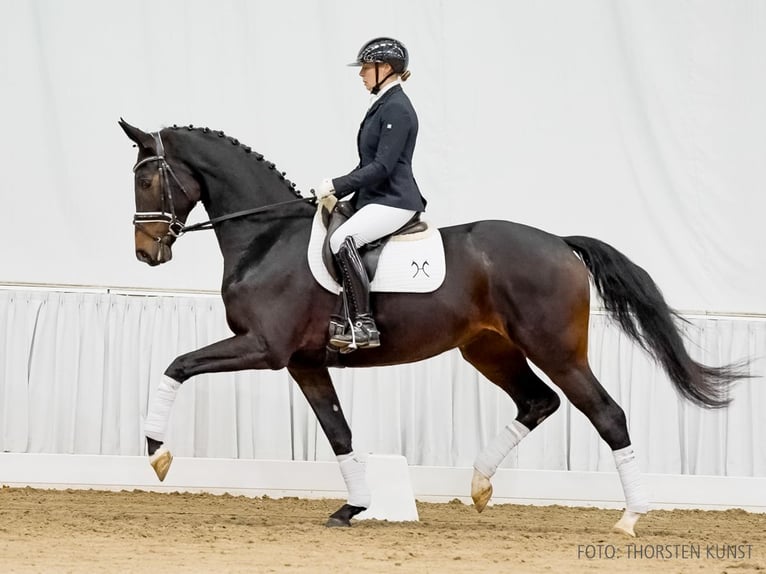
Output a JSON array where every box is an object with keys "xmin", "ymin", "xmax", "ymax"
[{"xmin": 316, "ymin": 37, "xmax": 427, "ymax": 352}]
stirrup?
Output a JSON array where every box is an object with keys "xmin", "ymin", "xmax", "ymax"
[
  {"xmin": 331, "ymin": 317, "xmax": 380, "ymax": 352},
  {"xmin": 328, "ymin": 314, "xmax": 346, "ymax": 340},
  {"xmin": 327, "ymin": 314, "xmax": 353, "ymax": 351}
]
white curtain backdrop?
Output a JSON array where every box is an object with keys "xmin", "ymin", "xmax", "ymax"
[
  {"xmin": 0, "ymin": 0, "xmax": 765, "ymax": 312},
  {"xmin": 1, "ymin": 288, "xmax": 763, "ymax": 477},
  {"xmin": 1, "ymin": 1, "xmax": 765, "ymax": 479}
]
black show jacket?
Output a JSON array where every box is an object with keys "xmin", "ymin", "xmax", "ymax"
[{"xmin": 332, "ymin": 84, "xmax": 427, "ymax": 212}]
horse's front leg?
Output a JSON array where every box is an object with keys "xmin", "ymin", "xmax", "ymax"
[
  {"xmin": 288, "ymin": 365, "xmax": 370, "ymax": 527},
  {"xmin": 144, "ymin": 334, "xmax": 277, "ymax": 480}
]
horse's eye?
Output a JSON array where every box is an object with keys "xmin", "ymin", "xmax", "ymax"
[{"xmin": 139, "ymin": 178, "xmax": 152, "ymax": 190}]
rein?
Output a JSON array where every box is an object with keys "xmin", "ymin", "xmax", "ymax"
[
  {"xmin": 133, "ymin": 132, "xmax": 316, "ymax": 240},
  {"xmin": 182, "ymin": 197, "xmax": 316, "ymax": 234}
]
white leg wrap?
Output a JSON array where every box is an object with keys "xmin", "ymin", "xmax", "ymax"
[
  {"xmin": 338, "ymin": 452, "xmax": 371, "ymax": 508},
  {"xmin": 613, "ymin": 445, "xmax": 649, "ymax": 514},
  {"xmin": 144, "ymin": 376, "xmax": 182, "ymax": 442},
  {"xmin": 473, "ymin": 420, "xmax": 530, "ymax": 478}
]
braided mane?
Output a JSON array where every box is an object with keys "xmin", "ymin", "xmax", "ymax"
[{"xmin": 165, "ymin": 124, "xmax": 305, "ymax": 198}]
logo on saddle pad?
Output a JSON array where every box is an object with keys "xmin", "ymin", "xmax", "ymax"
[{"xmin": 307, "ymin": 203, "xmax": 446, "ymax": 294}]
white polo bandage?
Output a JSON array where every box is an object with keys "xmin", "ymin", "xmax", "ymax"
[
  {"xmin": 338, "ymin": 452, "xmax": 371, "ymax": 508},
  {"xmin": 144, "ymin": 375, "xmax": 182, "ymax": 442},
  {"xmin": 473, "ymin": 420, "xmax": 530, "ymax": 478},
  {"xmin": 613, "ymin": 445, "xmax": 649, "ymax": 514}
]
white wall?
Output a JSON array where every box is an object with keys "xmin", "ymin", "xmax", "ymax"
[{"xmin": 1, "ymin": 0, "xmax": 764, "ymax": 314}]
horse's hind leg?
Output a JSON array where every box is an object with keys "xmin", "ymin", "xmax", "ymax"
[
  {"xmin": 459, "ymin": 332, "xmax": 561, "ymax": 511},
  {"xmin": 539, "ymin": 359, "xmax": 649, "ymax": 536},
  {"xmin": 288, "ymin": 365, "xmax": 369, "ymax": 527}
]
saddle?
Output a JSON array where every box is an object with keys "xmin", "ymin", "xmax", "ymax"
[{"xmin": 321, "ymin": 200, "xmax": 429, "ymax": 283}]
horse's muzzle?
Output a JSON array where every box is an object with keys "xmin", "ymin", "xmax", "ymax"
[{"xmin": 135, "ymin": 242, "xmax": 173, "ymax": 266}]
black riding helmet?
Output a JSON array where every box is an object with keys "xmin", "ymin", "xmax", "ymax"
[
  {"xmin": 349, "ymin": 37, "xmax": 409, "ymax": 73},
  {"xmin": 349, "ymin": 37, "xmax": 410, "ymax": 94}
]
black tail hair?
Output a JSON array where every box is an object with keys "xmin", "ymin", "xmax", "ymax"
[{"xmin": 564, "ymin": 235, "xmax": 749, "ymax": 408}]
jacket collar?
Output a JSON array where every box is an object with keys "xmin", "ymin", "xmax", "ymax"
[
  {"xmin": 364, "ymin": 83, "xmax": 403, "ymax": 118},
  {"xmin": 369, "ymin": 79, "xmax": 401, "ymax": 106}
]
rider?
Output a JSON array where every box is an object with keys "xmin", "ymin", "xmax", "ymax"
[{"xmin": 316, "ymin": 37, "xmax": 427, "ymax": 352}]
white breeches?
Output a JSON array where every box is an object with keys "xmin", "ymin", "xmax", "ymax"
[{"xmin": 330, "ymin": 203, "xmax": 417, "ymax": 254}]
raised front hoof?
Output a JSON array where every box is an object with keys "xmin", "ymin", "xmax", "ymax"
[
  {"xmin": 613, "ymin": 510, "xmax": 642, "ymax": 537},
  {"xmin": 471, "ymin": 469, "xmax": 493, "ymax": 513},
  {"xmin": 149, "ymin": 446, "xmax": 173, "ymax": 482},
  {"xmin": 325, "ymin": 503, "xmax": 367, "ymax": 528}
]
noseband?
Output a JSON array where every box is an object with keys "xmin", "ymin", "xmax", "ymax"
[{"xmin": 132, "ymin": 132, "xmax": 192, "ymax": 242}]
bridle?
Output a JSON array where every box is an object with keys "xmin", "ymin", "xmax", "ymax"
[
  {"xmin": 132, "ymin": 132, "xmax": 315, "ymax": 243},
  {"xmin": 132, "ymin": 132, "xmax": 191, "ymax": 242}
]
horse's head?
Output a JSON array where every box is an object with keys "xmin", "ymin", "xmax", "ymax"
[{"xmin": 119, "ymin": 119, "xmax": 201, "ymax": 266}]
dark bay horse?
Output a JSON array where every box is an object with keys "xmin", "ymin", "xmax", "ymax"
[{"xmin": 120, "ymin": 120, "xmax": 744, "ymax": 535}]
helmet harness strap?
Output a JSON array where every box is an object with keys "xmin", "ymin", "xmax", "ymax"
[{"xmin": 371, "ymin": 62, "xmax": 397, "ymax": 95}]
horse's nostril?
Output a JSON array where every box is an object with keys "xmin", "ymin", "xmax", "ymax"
[{"xmin": 136, "ymin": 250, "xmax": 153, "ymax": 264}]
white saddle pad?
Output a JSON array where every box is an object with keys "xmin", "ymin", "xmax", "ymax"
[{"xmin": 307, "ymin": 207, "xmax": 446, "ymax": 294}]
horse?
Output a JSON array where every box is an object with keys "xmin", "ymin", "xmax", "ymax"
[{"xmin": 119, "ymin": 119, "xmax": 745, "ymax": 535}]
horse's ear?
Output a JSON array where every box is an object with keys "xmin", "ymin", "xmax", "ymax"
[{"xmin": 118, "ymin": 118, "xmax": 154, "ymax": 149}]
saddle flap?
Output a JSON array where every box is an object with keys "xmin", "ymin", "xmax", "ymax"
[
  {"xmin": 308, "ymin": 205, "xmax": 445, "ymax": 295},
  {"xmin": 320, "ymin": 202, "xmax": 427, "ymax": 282}
]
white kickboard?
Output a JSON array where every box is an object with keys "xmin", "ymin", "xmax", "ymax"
[{"xmin": 355, "ymin": 454, "xmax": 419, "ymax": 522}]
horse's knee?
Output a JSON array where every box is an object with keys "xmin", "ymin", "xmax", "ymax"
[
  {"xmin": 517, "ymin": 386, "xmax": 561, "ymax": 430},
  {"xmin": 164, "ymin": 359, "xmax": 186, "ymax": 383}
]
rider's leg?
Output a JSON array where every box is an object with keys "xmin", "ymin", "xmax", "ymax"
[
  {"xmin": 330, "ymin": 236, "xmax": 379, "ymax": 350},
  {"xmin": 328, "ymin": 203, "xmax": 417, "ymax": 254},
  {"xmin": 328, "ymin": 204, "xmax": 416, "ymax": 351}
]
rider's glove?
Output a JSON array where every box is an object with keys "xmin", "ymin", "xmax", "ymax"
[{"xmin": 315, "ymin": 178, "xmax": 335, "ymax": 199}]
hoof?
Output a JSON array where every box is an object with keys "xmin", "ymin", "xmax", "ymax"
[
  {"xmin": 325, "ymin": 503, "xmax": 366, "ymax": 528},
  {"xmin": 325, "ymin": 516, "xmax": 351, "ymax": 528},
  {"xmin": 149, "ymin": 446, "xmax": 173, "ymax": 481},
  {"xmin": 613, "ymin": 510, "xmax": 641, "ymax": 537},
  {"xmin": 471, "ymin": 468, "xmax": 492, "ymax": 513}
]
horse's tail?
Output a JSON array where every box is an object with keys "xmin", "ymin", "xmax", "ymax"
[{"xmin": 563, "ymin": 235, "xmax": 746, "ymax": 408}]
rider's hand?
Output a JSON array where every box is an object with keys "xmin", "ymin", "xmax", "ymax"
[{"xmin": 315, "ymin": 178, "xmax": 335, "ymax": 199}]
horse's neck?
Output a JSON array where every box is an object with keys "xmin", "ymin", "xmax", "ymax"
[
  {"xmin": 202, "ymin": 176, "xmax": 312, "ymax": 283},
  {"xmin": 172, "ymin": 131, "xmax": 308, "ymax": 282},
  {"xmin": 200, "ymin": 165, "xmax": 293, "ymax": 220},
  {"xmin": 194, "ymin": 152, "xmax": 298, "ymax": 252},
  {"xmin": 202, "ymin": 187, "xmax": 293, "ymax": 278},
  {"xmin": 216, "ymin": 212, "xmax": 311, "ymax": 291}
]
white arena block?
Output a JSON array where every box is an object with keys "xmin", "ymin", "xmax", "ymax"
[{"xmin": 355, "ymin": 454, "xmax": 419, "ymax": 522}]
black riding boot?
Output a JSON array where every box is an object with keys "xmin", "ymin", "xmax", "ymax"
[{"xmin": 328, "ymin": 237, "xmax": 380, "ymax": 352}]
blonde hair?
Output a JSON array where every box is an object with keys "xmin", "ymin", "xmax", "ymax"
[{"xmin": 401, "ymin": 70, "xmax": 411, "ymax": 82}]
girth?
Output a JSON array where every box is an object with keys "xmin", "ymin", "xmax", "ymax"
[{"xmin": 321, "ymin": 201, "xmax": 428, "ymax": 283}]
